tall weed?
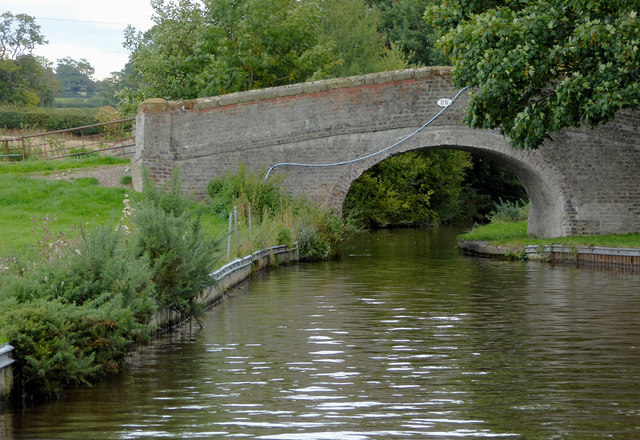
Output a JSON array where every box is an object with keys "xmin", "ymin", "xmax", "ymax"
[
  {"xmin": 208, "ymin": 166, "xmax": 360, "ymax": 262},
  {"xmin": 489, "ymin": 198, "xmax": 529, "ymax": 223},
  {"xmin": 207, "ymin": 163, "xmax": 288, "ymax": 223}
]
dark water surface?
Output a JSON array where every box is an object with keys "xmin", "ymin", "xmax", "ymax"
[{"xmin": 3, "ymin": 227, "xmax": 640, "ymax": 439}]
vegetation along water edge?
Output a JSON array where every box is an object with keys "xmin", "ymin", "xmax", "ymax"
[
  {"xmin": 0, "ymin": 158, "xmax": 357, "ymax": 403},
  {"xmin": 458, "ymin": 200, "xmax": 640, "ymax": 265}
]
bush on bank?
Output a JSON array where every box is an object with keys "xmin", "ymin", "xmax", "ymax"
[
  {"xmin": 1, "ymin": 163, "xmax": 354, "ymax": 400},
  {"xmin": 0, "ymin": 170, "xmax": 220, "ymax": 400},
  {"xmin": 0, "ymin": 223, "xmax": 156, "ymax": 398},
  {"xmin": 133, "ymin": 169, "xmax": 221, "ymax": 317}
]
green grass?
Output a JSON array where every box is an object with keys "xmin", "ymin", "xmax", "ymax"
[
  {"xmin": 459, "ymin": 221, "xmax": 529, "ymax": 244},
  {"xmin": 460, "ymin": 221, "xmax": 640, "ymax": 249},
  {"xmin": 0, "ymin": 165, "xmax": 227, "ymax": 258},
  {"xmin": 0, "ymin": 174, "xmax": 127, "ymax": 256},
  {"xmin": 0, "ymin": 156, "xmax": 129, "ymax": 175},
  {"xmin": 54, "ymin": 96, "xmax": 109, "ymax": 108}
]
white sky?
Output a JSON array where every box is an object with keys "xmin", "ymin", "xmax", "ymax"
[{"xmin": 3, "ymin": 0, "xmax": 155, "ymax": 80}]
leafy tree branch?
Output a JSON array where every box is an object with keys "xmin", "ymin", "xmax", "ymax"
[{"xmin": 427, "ymin": 0, "xmax": 640, "ymax": 149}]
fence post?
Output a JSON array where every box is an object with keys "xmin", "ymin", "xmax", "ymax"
[
  {"xmin": 21, "ymin": 138, "xmax": 26, "ymax": 160},
  {"xmin": 2, "ymin": 140, "xmax": 8, "ymax": 161},
  {"xmin": 234, "ymin": 206, "xmax": 239, "ymax": 248},
  {"xmin": 227, "ymin": 212, "xmax": 233, "ymax": 259},
  {"xmin": 248, "ymin": 203, "xmax": 252, "ymax": 241}
]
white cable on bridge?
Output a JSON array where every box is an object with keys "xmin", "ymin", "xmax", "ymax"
[{"xmin": 264, "ymin": 86, "xmax": 469, "ymax": 181}]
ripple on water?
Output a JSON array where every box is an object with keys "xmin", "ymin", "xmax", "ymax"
[{"xmin": 5, "ymin": 228, "xmax": 640, "ymax": 440}]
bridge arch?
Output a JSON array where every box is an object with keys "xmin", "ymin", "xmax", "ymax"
[
  {"xmin": 307, "ymin": 126, "xmax": 566, "ymax": 238},
  {"xmin": 134, "ymin": 67, "xmax": 640, "ymax": 238}
]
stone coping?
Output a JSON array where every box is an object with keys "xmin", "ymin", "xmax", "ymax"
[
  {"xmin": 524, "ymin": 244, "xmax": 640, "ymax": 257},
  {"xmin": 459, "ymin": 240, "xmax": 640, "ymax": 266},
  {"xmin": 457, "ymin": 240, "xmax": 522, "ymax": 258},
  {"xmin": 138, "ymin": 66, "xmax": 454, "ymax": 113}
]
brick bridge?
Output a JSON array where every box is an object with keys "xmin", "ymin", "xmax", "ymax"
[{"xmin": 133, "ymin": 67, "xmax": 640, "ymax": 238}]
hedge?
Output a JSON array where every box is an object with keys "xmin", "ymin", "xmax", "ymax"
[{"xmin": 0, "ymin": 105, "xmax": 98, "ymax": 132}]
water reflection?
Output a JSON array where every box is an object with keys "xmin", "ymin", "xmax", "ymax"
[{"xmin": 3, "ymin": 227, "xmax": 640, "ymax": 439}]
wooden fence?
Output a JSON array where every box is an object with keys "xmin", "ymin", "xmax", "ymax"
[{"xmin": 0, "ymin": 118, "xmax": 135, "ymax": 161}]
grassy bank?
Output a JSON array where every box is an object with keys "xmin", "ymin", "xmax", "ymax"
[
  {"xmin": 0, "ymin": 158, "xmax": 128, "ymax": 257},
  {"xmin": 0, "ymin": 157, "xmax": 226, "ymax": 258},
  {"xmin": 0, "ymin": 156, "xmax": 129, "ymax": 175},
  {"xmin": 459, "ymin": 221, "xmax": 640, "ymax": 249},
  {"xmin": 0, "ymin": 160, "xmax": 356, "ymax": 400}
]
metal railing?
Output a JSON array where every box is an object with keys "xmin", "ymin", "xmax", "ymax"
[
  {"xmin": 0, "ymin": 118, "xmax": 135, "ymax": 161},
  {"xmin": 0, "ymin": 343, "xmax": 14, "ymax": 370}
]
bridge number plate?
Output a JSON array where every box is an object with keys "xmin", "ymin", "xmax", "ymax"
[{"xmin": 437, "ymin": 98, "xmax": 453, "ymax": 107}]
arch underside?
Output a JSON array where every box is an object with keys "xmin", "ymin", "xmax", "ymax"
[{"xmin": 267, "ymin": 126, "xmax": 566, "ymax": 238}]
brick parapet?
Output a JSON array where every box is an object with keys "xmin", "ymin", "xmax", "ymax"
[{"xmin": 146, "ymin": 67, "xmax": 454, "ymax": 112}]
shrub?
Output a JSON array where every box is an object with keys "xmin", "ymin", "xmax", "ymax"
[
  {"xmin": 295, "ymin": 204, "xmax": 360, "ymax": 261},
  {"xmin": 0, "ymin": 214, "xmax": 160, "ymax": 387},
  {"xmin": 0, "ymin": 223, "xmax": 157, "ymax": 398},
  {"xmin": 296, "ymin": 226, "xmax": 330, "ymax": 261},
  {"xmin": 489, "ymin": 198, "xmax": 529, "ymax": 223},
  {"xmin": 132, "ymin": 169, "xmax": 221, "ymax": 316},
  {"xmin": 207, "ymin": 163, "xmax": 288, "ymax": 222},
  {"xmin": 0, "ymin": 105, "xmax": 98, "ymax": 132},
  {"xmin": 0, "ymin": 171, "xmax": 225, "ymax": 400},
  {"xmin": 140, "ymin": 167, "xmax": 191, "ymax": 216},
  {"xmin": 95, "ymin": 106, "xmax": 123, "ymax": 138},
  {"xmin": 0, "ymin": 296, "xmax": 150, "ymax": 398},
  {"xmin": 1, "ymin": 299, "xmax": 100, "ymax": 397}
]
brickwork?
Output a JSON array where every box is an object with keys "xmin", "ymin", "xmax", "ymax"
[{"xmin": 134, "ymin": 67, "xmax": 640, "ymax": 238}]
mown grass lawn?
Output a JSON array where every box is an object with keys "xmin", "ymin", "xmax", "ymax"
[
  {"xmin": 459, "ymin": 221, "xmax": 640, "ymax": 249},
  {"xmin": 0, "ymin": 156, "xmax": 129, "ymax": 175},
  {"xmin": 0, "ymin": 157, "xmax": 227, "ymax": 258},
  {"xmin": 0, "ymin": 174, "xmax": 125, "ymax": 256}
]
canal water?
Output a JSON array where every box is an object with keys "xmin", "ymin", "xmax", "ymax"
[{"xmin": 3, "ymin": 227, "xmax": 640, "ymax": 439}]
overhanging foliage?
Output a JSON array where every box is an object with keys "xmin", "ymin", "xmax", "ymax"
[{"xmin": 427, "ymin": 0, "xmax": 640, "ymax": 149}]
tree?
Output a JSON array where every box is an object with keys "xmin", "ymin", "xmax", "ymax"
[
  {"xmin": 96, "ymin": 71, "xmax": 126, "ymax": 106},
  {"xmin": 343, "ymin": 150, "xmax": 472, "ymax": 228},
  {"xmin": 201, "ymin": 0, "xmax": 336, "ymax": 92},
  {"xmin": 0, "ymin": 12, "xmax": 54, "ymax": 106},
  {"xmin": 122, "ymin": 0, "xmax": 210, "ymax": 101},
  {"xmin": 16, "ymin": 55, "xmax": 58, "ymax": 105},
  {"xmin": 0, "ymin": 55, "xmax": 57, "ymax": 106},
  {"xmin": 0, "ymin": 11, "xmax": 47, "ymax": 60},
  {"xmin": 122, "ymin": 0, "xmax": 334, "ymax": 101},
  {"xmin": 313, "ymin": 0, "xmax": 407, "ymax": 79},
  {"xmin": 426, "ymin": 0, "xmax": 640, "ymax": 149},
  {"xmin": 121, "ymin": 0, "xmax": 406, "ymax": 103},
  {"xmin": 56, "ymin": 57, "xmax": 96, "ymax": 96},
  {"xmin": 368, "ymin": 0, "xmax": 447, "ymax": 66}
]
